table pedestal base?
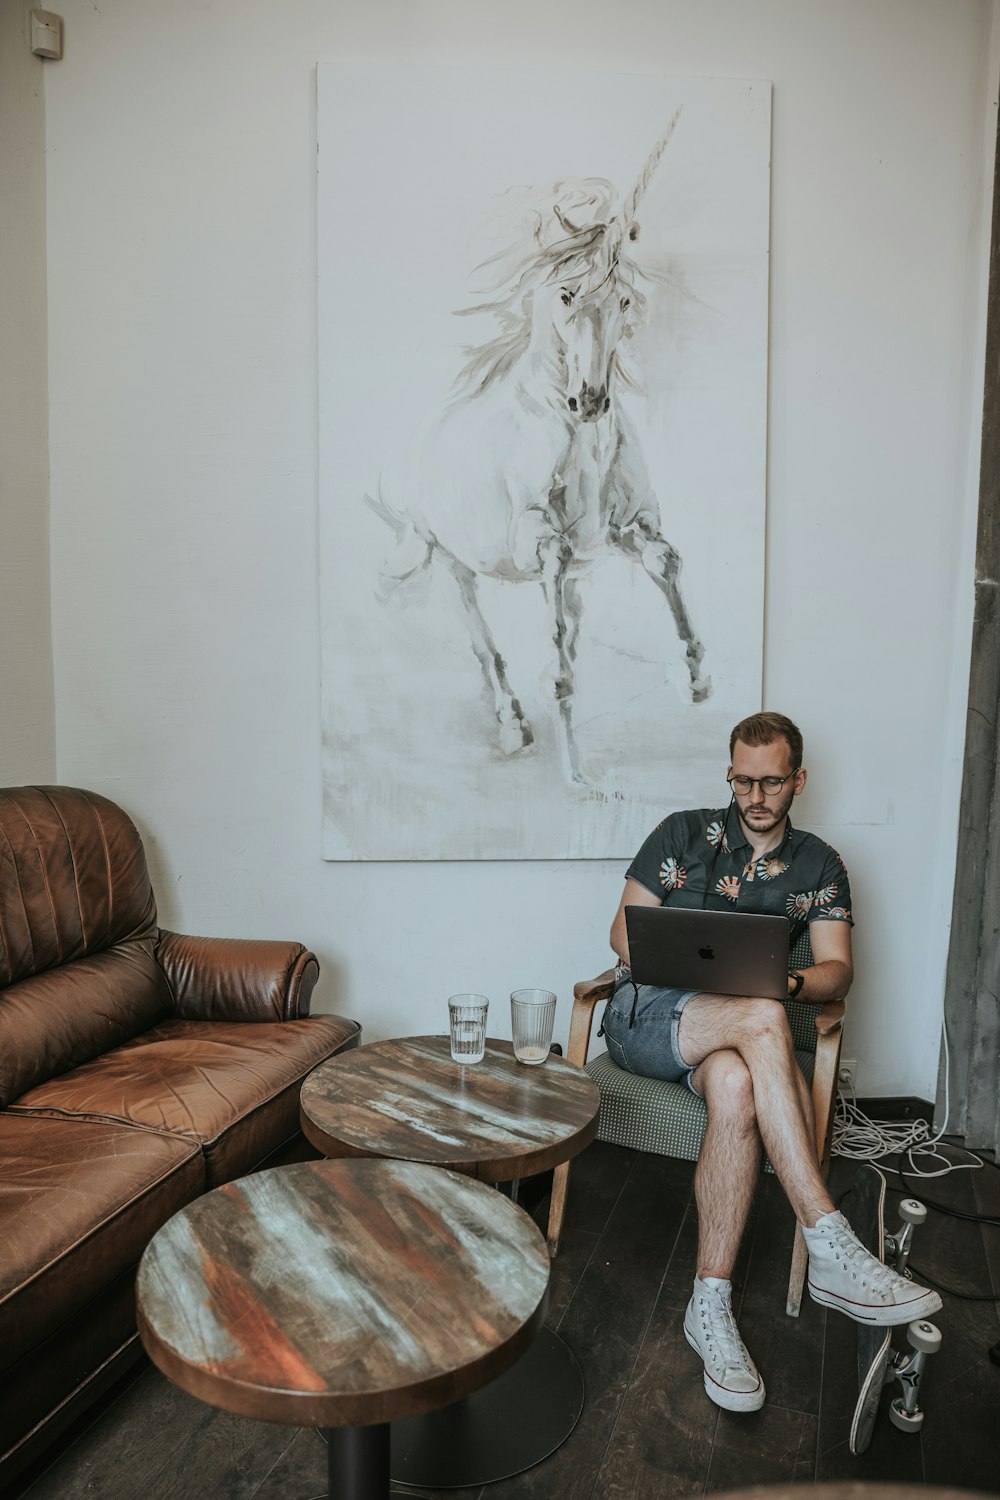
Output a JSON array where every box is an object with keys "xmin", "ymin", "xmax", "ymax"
[
  {"xmin": 389, "ymin": 1327, "xmax": 584, "ymax": 1488},
  {"xmin": 307, "ymin": 1422, "xmax": 414, "ymax": 1500}
]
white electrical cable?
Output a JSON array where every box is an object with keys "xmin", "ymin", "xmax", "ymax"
[{"xmin": 831, "ymin": 1022, "xmax": 983, "ymax": 1178}]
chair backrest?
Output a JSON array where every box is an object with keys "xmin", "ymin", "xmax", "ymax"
[{"xmin": 783, "ymin": 929, "xmax": 819, "ymax": 1053}]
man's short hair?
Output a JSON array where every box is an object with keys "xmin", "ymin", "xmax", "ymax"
[{"xmin": 729, "ymin": 711, "xmax": 803, "ymax": 769}]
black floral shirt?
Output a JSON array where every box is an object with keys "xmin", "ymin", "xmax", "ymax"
[{"xmin": 626, "ymin": 806, "xmax": 853, "ymax": 952}]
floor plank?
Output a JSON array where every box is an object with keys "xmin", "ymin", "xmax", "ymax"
[{"xmin": 18, "ymin": 1367, "xmax": 294, "ymax": 1500}]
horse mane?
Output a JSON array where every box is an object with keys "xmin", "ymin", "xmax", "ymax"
[{"xmin": 451, "ymin": 177, "xmax": 649, "ymax": 398}]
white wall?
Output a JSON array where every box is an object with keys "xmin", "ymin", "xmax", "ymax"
[
  {"xmin": 0, "ymin": 0, "xmax": 54, "ymax": 783},
  {"xmin": 43, "ymin": 0, "xmax": 998, "ymax": 1097}
]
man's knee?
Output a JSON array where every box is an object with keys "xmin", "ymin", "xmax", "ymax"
[
  {"xmin": 741, "ymin": 996, "xmax": 793, "ymax": 1048},
  {"xmin": 698, "ymin": 1049, "xmax": 756, "ymax": 1128}
]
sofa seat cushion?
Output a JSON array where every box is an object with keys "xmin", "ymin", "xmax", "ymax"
[
  {"xmin": 0, "ymin": 1113, "xmax": 202, "ymax": 1369},
  {"xmin": 9, "ymin": 1014, "xmax": 360, "ymax": 1188}
]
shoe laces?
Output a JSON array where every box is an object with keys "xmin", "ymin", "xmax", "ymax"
[
  {"xmin": 824, "ymin": 1224, "xmax": 899, "ymax": 1300},
  {"xmin": 697, "ymin": 1289, "xmax": 754, "ymax": 1374}
]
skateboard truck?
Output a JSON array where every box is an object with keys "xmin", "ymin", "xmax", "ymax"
[
  {"xmin": 882, "ymin": 1318, "xmax": 943, "ymax": 1433},
  {"xmin": 884, "ymin": 1195, "xmax": 925, "ymax": 1276}
]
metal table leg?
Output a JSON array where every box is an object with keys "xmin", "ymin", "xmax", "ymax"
[{"xmin": 309, "ymin": 1423, "xmax": 414, "ymax": 1499}]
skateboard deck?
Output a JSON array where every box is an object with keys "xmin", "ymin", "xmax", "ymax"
[{"xmin": 849, "ymin": 1163, "xmax": 890, "ymax": 1455}]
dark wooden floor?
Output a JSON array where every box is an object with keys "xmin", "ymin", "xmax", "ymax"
[{"xmin": 14, "ymin": 1141, "xmax": 1000, "ymax": 1499}]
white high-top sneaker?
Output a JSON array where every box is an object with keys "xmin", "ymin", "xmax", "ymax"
[
  {"xmin": 683, "ymin": 1276, "xmax": 765, "ymax": 1412},
  {"xmin": 803, "ymin": 1211, "xmax": 942, "ymax": 1324}
]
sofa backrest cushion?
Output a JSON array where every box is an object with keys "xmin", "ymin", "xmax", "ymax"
[{"xmin": 0, "ymin": 787, "xmax": 174, "ymax": 1104}]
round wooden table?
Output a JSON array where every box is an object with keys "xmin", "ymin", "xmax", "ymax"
[
  {"xmin": 299, "ymin": 1035, "xmax": 601, "ymax": 1486},
  {"xmin": 299, "ymin": 1034, "xmax": 600, "ymax": 1181},
  {"xmin": 136, "ymin": 1158, "xmax": 549, "ymax": 1500}
]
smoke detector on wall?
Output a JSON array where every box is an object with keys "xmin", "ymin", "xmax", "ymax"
[{"xmin": 30, "ymin": 9, "xmax": 62, "ymax": 60}]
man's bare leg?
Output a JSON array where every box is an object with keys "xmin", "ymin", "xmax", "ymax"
[
  {"xmin": 683, "ymin": 1048, "xmax": 766, "ymax": 1413},
  {"xmin": 679, "ymin": 995, "xmax": 833, "ymax": 1226},
  {"xmin": 691, "ymin": 1049, "xmax": 762, "ymax": 1278}
]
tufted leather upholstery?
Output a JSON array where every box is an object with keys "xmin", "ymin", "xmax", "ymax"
[
  {"xmin": 0, "ymin": 785, "xmax": 159, "ymax": 985},
  {"xmin": 0, "ymin": 786, "xmax": 360, "ymax": 1486}
]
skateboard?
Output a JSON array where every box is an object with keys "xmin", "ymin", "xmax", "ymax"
[{"xmin": 848, "ymin": 1163, "xmax": 943, "ymax": 1455}]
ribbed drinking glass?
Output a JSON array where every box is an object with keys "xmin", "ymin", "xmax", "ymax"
[
  {"xmin": 510, "ymin": 989, "xmax": 556, "ymax": 1065},
  {"xmin": 448, "ymin": 994, "xmax": 489, "ymax": 1064}
]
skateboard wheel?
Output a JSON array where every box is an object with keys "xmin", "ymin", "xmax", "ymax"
[
  {"xmin": 898, "ymin": 1198, "xmax": 926, "ymax": 1226},
  {"xmin": 890, "ymin": 1398, "xmax": 924, "ymax": 1433},
  {"xmin": 907, "ymin": 1320, "xmax": 942, "ymax": 1354}
]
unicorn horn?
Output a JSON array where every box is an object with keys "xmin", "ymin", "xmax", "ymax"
[{"xmin": 618, "ymin": 106, "xmax": 683, "ymax": 231}]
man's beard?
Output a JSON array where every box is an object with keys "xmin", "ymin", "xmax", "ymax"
[{"xmin": 736, "ymin": 787, "xmax": 796, "ymax": 838}]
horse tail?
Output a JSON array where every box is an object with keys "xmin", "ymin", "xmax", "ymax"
[{"xmin": 363, "ymin": 485, "xmax": 434, "ymax": 599}]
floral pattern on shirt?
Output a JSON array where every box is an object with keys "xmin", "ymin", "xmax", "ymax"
[
  {"xmin": 786, "ymin": 890, "xmax": 815, "ymax": 920},
  {"xmin": 785, "ymin": 883, "xmax": 838, "ymax": 920},
  {"xmin": 706, "ymin": 819, "xmax": 732, "ymax": 853},
  {"xmin": 716, "ymin": 875, "xmax": 741, "ymax": 902},
  {"xmin": 659, "ymin": 857, "xmax": 687, "ymax": 891},
  {"xmin": 758, "ymin": 856, "xmax": 788, "ymax": 880}
]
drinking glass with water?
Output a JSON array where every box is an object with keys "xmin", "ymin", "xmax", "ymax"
[{"xmin": 448, "ymin": 994, "xmax": 489, "ymax": 1064}]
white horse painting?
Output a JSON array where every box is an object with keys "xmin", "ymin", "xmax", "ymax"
[
  {"xmin": 319, "ymin": 67, "xmax": 770, "ymax": 860},
  {"xmin": 367, "ymin": 112, "xmax": 709, "ymax": 786}
]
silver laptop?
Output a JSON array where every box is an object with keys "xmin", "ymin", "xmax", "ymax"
[{"xmin": 625, "ymin": 906, "xmax": 790, "ymax": 1000}]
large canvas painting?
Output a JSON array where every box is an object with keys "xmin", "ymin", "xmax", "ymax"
[{"xmin": 318, "ymin": 66, "xmax": 770, "ymax": 859}]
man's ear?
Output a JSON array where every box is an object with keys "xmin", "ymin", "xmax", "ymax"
[{"xmin": 794, "ymin": 767, "xmax": 808, "ymax": 795}]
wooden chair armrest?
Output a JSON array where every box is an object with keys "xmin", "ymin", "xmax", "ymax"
[
  {"xmin": 814, "ymin": 998, "xmax": 845, "ymax": 1036},
  {"xmin": 810, "ymin": 1007, "xmax": 845, "ymax": 1170},
  {"xmin": 566, "ymin": 968, "xmax": 617, "ymax": 1068},
  {"xmin": 573, "ymin": 970, "xmax": 617, "ymax": 1005}
]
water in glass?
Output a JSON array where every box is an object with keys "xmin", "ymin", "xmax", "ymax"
[{"xmin": 448, "ymin": 994, "xmax": 488, "ymax": 1064}]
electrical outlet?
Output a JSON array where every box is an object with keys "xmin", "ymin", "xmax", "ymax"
[{"xmin": 838, "ymin": 1057, "xmax": 857, "ymax": 1090}]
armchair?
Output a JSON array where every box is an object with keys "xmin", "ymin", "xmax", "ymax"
[{"xmin": 545, "ymin": 932, "xmax": 844, "ymax": 1316}]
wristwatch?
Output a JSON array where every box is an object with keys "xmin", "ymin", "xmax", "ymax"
[{"xmin": 788, "ymin": 971, "xmax": 805, "ymax": 998}]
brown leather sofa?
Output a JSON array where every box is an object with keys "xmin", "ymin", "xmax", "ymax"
[{"xmin": 0, "ymin": 786, "xmax": 361, "ymax": 1488}]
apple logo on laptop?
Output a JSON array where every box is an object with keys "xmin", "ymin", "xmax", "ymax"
[{"xmin": 698, "ymin": 945, "xmax": 715, "ymax": 960}]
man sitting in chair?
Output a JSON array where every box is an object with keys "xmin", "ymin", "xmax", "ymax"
[{"xmin": 604, "ymin": 710, "xmax": 941, "ymax": 1413}]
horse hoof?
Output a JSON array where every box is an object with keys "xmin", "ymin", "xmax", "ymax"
[{"xmin": 499, "ymin": 720, "xmax": 534, "ymax": 755}]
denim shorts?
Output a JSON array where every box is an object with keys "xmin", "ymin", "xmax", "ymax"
[{"xmin": 601, "ymin": 978, "xmax": 701, "ymax": 1094}]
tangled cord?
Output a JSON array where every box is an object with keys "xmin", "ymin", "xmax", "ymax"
[
  {"xmin": 832, "ymin": 1020, "xmax": 986, "ymax": 1179},
  {"xmin": 831, "ymin": 1079, "xmax": 983, "ymax": 1177}
]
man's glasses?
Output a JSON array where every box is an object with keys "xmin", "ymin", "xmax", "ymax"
[{"xmin": 727, "ymin": 772, "xmax": 796, "ymax": 796}]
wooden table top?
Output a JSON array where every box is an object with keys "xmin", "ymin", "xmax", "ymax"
[
  {"xmin": 299, "ymin": 1035, "xmax": 600, "ymax": 1182},
  {"xmin": 136, "ymin": 1158, "xmax": 550, "ymax": 1429}
]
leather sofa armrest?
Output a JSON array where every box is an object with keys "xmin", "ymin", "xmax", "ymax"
[{"xmin": 156, "ymin": 931, "xmax": 320, "ymax": 1022}]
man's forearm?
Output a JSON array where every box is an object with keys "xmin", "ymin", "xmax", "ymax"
[{"xmin": 791, "ymin": 960, "xmax": 852, "ymax": 1003}]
